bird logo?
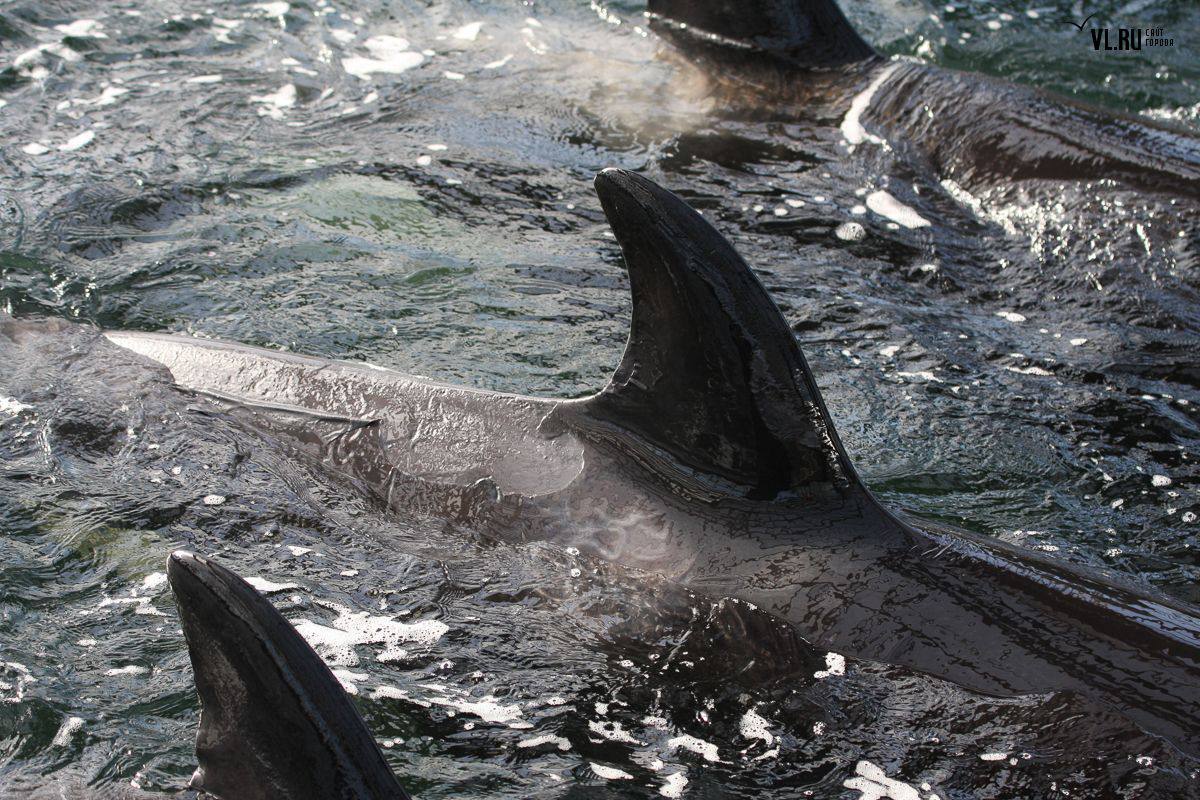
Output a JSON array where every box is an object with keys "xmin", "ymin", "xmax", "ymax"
[{"xmin": 1063, "ymin": 12, "xmax": 1097, "ymax": 31}]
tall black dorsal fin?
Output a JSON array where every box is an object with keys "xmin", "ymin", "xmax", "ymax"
[
  {"xmin": 580, "ymin": 169, "xmax": 859, "ymax": 501},
  {"xmin": 647, "ymin": 0, "xmax": 877, "ymax": 71},
  {"xmin": 167, "ymin": 551, "xmax": 411, "ymax": 800}
]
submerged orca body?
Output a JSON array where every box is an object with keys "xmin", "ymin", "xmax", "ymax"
[
  {"xmin": 108, "ymin": 170, "xmax": 1200, "ymax": 756},
  {"xmin": 167, "ymin": 550, "xmax": 412, "ymax": 800},
  {"xmin": 647, "ymin": 0, "xmax": 1200, "ymax": 198}
]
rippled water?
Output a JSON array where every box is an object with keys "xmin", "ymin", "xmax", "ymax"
[{"xmin": 1, "ymin": 0, "xmax": 1199, "ymax": 797}]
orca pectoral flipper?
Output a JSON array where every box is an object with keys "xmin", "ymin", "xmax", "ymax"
[
  {"xmin": 167, "ymin": 551, "xmax": 411, "ymax": 800},
  {"xmin": 648, "ymin": 0, "xmax": 878, "ymax": 72},
  {"xmin": 580, "ymin": 169, "xmax": 860, "ymax": 502}
]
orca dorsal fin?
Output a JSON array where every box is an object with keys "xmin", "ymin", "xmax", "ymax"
[
  {"xmin": 580, "ymin": 169, "xmax": 859, "ymax": 501},
  {"xmin": 648, "ymin": 0, "xmax": 877, "ymax": 72},
  {"xmin": 167, "ymin": 551, "xmax": 411, "ymax": 800}
]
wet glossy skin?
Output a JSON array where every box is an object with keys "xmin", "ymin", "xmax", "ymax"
[
  {"xmin": 168, "ymin": 551, "xmax": 412, "ymax": 800},
  {"xmin": 107, "ymin": 170, "xmax": 1200, "ymax": 757},
  {"xmin": 861, "ymin": 62, "xmax": 1200, "ymax": 197},
  {"xmin": 648, "ymin": 4, "xmax": 1200, "ymax": 199},
  {"xmin": 23, "ymin": 551, "xmax": 415, "ymax": 800}
]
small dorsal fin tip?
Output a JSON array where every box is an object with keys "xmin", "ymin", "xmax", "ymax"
[
  {"xmin": 647, "ymin": 0, "xmax": 877, "ymax": 71},
  {"xmin": 167, "ymin": 551, "xmax": 412, "ymax": 800},
  {"xmin": 586, "ymin": 170, "xmax": 861, "ymax": 500}
]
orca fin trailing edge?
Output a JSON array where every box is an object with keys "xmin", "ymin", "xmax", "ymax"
[
  {"xmin": 647, "ymin": 0, "xmax": 877, "ymax": 71},
  {"xmin": 167, "ymin": 551, "xmax": 411, "ymax": 800},
  {"xmin": 582, "ymin": 169, "xmax": 860, "ymax": 501}
]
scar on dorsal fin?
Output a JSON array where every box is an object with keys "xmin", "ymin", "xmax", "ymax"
[
  {"xmin": 647, "ymin": 0, "xmax": 878, "ymax": 72},
  {"xmin": 167, "ymin": 551, "xmax": 411, "ymax": 800},
  {"xmin": 580, "ymin": 169, "xmax": 860, "ymax": 501}
]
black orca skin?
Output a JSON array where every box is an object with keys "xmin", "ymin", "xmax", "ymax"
[
  {"xmin": 105, "ymin": 169, "xmax": 1200, "ymax": 758},
  {"xmin": 647, "ymin": 0, "xmax": 1200, "ymax": 198},
  {"xmin": 167, "ymin": 551, "xmax": 412, "ymax": 800}
]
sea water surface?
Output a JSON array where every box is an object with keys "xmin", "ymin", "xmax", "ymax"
[{"xmin": 1, "ymin": 0, "xmax": 1199, "ymax": 797}]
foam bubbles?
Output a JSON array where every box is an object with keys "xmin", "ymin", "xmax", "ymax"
[
  {"xmin": 866, "ymin": 190, "xmax": 930, "ymax": 229},
  {"xmin": 250, "ymin": 84, "xmax": 296, "ymax": 119},
  {"xmin": 739, "ymin": 707, "xmax": 774, "ymax": 746},
  {"xmin": 660, "ymin": 771, "xmax": 689, "ymax": 797},
  {"xmin": 246, "ymin": 576, "xmax": 300, "ymax": 593},
  {"xmin": 842, "ymin": 64, "xmax": 900, "ymax": 145},
  {"xmin": 294, "ymin": 605, "xmax": 449, "ymax": 666},
  {"xmin": 836, "ymin": 222, "xmax": 866, "ymax": 241},
  {"xmin": 843, "ymin": 760, "xmax": 922, "ymax": 800},
  {"xmin": 51, "ymin": 716, "xmax": 85, "ymax": 747},
  {"xmin": 105, "ymin": 665, "xmax": 149, "ymax": 677},
  {"xmin": 453, "ymin": 22, "xmax": 483, "ymax": 41},
  {"xmin": 518, "ymin": 734, "xmax": 570, "ymax": 751},
  {"xmin": 814, "ymin": 652, "xmax": 846, "ymax": 679},
  {"xmin": 591, "ymin": 763, "xmax": 633, "ymax": 780},
  {"xmin": 0, "ymin": 397, "xmax": 33, "ymax": 414},
  {"xmin": 55, "ymin": 20, "xmax": 106, "ymax": 38},
  {"xmin": 666, "ymin": 734, "xmax": 722, "ymax": 763},
  {"xmin": 996, "ymin": 311, "xmax": 1027, "ymax": 323},
  {"xmin": 343, "ymin": 36, "xmax": 424, "ymax": 79},
  {"xmin": 59, "ymin": 130, "xmax": 95, "ymax": 152}
]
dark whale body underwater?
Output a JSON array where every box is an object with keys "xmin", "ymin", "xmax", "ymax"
[
  {"xmin": 646, "ymin": 0, "xmax": 1200, "ymax": 198},
  {"xmin": 103, "ymin": 169, "xmax": 1200, "ymax": 759}
]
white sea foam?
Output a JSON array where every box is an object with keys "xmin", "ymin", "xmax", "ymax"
[
  {"xmin": 51, "ymin": 716, "xmax": 85, "ymax": 747},
  {"xmin": 250, "ymin": 84, "xmax": 296, "ymax": 119},
  {"xmin": 590, "ymin": 763, "xmax": 633, "ymax": 780},
  {"xmin": 666, "ymin": 734, "xmax": 722, "ymax": 763},
  {"xmin": 97, "ymin": 595, "xmax": 166, "ymax": 617},
  {"xmin": 343, "ymin": 36, "xmax": 424, "ymax": 79},
  {"xmin": 332, "ymin": 669, "xmax": 367, "ymax": 694},
  {"xmin": 843, "ymin": 760, "xmax": 922, "ymax": 800},
  {"xmin": 254, "ymin": 2, "xmax": 290, "ymax": 19},
  {"xmin": 814, "ymin": 652, "xmax": 846, "ymax": 679},
  {"xmin": 105, "ymin": 665, "xmax": 149, "ymax": 677},
  {"xmin": 518, "ymin": 734, "xmax": 570, "ymax": 751},
  {"xmin": 739, "ymin": 707, "xmax": 774, "ymax": 746},
  {"xmin": 589, "ymin": 719, "xmax": 641, "ymax": 744},
  {"xmin": 1, "ymin": 662, "xmax": 36, "ymax": 703},
  {"xmin": 55, "ymin": 20, "xmax": 106, "ymax": 38},
  {"xmin": 0, "ymin": 397, "xmax": 33, "ymax": 414},
  {"xmin": 841, "ymin": 64, "xmax": 899, "ymax": 145},
  {"xmin": 897, "ymin": 370, "xmax": 942, "ymax": 383},
  {"xmin": 246, "ymin": 576, "xmax": 300, "ymax": 593},
  {"xmin": 428, "ymin": 691, "xmax": 522, "ymax": 724},
  {"xmin": 140, "ymin": 572, "xmax": 167, "ymax": 592},
  {"xmin": 1005, "ymin": 365, "xmax": 1053, "ymax": 376},
  {"xmin": 660, "ymin": 771, "xmax": 689, "ymax": 798},
  {"xmin": 294, "ymin": 605, "xmax": 448, "ymax": 666},
  {"xmin": 59, "ymin": 130, "xmax": 95, "ymax": 151},
  {"xmin": 85, "ymin": 86, "xmax": 128, "ymax": 106},
  {"xmin": 453, "ymin": 22, "xmax": 483, "ymax": 41},
  {"xmin": 836, "ymin": 222, "xmax": 866, "ymax": 241},
  {"xmin": 866, "ymin": 190, "xmax": 930, "ymax": 229}
]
